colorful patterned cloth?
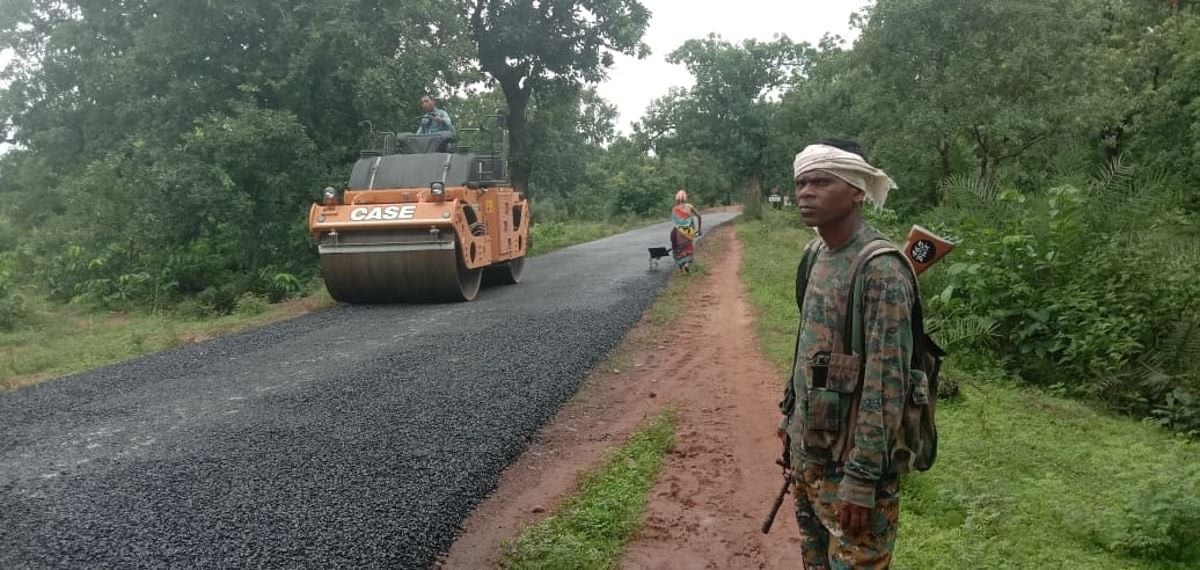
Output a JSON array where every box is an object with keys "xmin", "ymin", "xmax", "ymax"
[
  {"xmin": 670, "ymin": 204, "xmax": 699, "ymax": 268},
  {"xmin": 670, "ymin": 227, "xmax": 694, "ymax": 268},
  {"xmin": 671, "ymin": 204, "xmax": 700, "ymax": 240}
]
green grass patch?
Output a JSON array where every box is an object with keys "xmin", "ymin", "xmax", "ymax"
[
  {"xmin": 736, "ymin": 214, "xmax": 809, "ymax": 376},
  {"xmin": 500, "ymin": 227, "xmax": 728, "ymax": 567},
  {"xmin": 501, "ymin": 409, "xmax": 677, "ymax": 570},
  {"xmin": 528, "ymin": 218, "xmax": 657, "ymax": 256},
  {"xmin": 0, "ymin": 289, "xmax": 334, "ymax": 391},
  {"xmin": 645, "ymin": 260, "xmax": 706, "ymax": 326},
  {"xmin": 737, "ymin": 215, "xmax": 1200, "ymax": 570}
]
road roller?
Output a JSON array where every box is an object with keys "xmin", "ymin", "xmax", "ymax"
[{"xmin": 307, "ymin": 116, "xmax": 530, "ymax": 303}]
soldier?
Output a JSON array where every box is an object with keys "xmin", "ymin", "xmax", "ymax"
[{"xmin": 779, "ymin": 138, "xmax": 912, "ymax": 569}]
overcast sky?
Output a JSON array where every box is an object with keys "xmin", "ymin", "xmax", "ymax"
[{"xmin": 597, "ymin": 0, "xmax": 865, "ymax": 134}]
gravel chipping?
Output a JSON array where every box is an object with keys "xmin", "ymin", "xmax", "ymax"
[{"xmin": 0, "ymin": 213, "xmax": 735, "ymax": 569}]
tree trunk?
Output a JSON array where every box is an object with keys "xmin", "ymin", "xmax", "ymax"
[
  {"xmin": 500, "ymin": 81, "xmax": 532, "ymax": 194},
  {"xmin": 974, "ymin": 127, "xmax": 990, "ymax": 180},
  {"xmin": 470, "ymin": 0, "xmax": 534, "ymax": 195},
  {"xmin": 743, "ymin": 175, "xmax": 764, "ymax": 220}
]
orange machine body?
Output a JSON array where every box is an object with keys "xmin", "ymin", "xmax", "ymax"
[
  {"xmin": 308, "ymin": 186, "xmax": 529, "ymax": 271},
  {"xmin": 306, "ymin": 128, "xmax": 530, "ymax": 303}
]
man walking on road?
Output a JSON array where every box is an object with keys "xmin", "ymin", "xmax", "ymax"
[{"xmin": 779, "ymin": 139, "xmax": 913, "ymax": 569}]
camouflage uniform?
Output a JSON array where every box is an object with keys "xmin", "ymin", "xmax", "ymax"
[{"xmin": 781, "ymin": 222, "xmax": 915, "ymax": 569}]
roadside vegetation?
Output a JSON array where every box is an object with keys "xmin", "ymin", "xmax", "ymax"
[
  {"xmin": 739, "ymin": 212, "xmax": 1200, "ymax": 569},
  {"xmin": 527, "ymin": 217, "xmax": 658, "ymax": 257},
  {"xmin": 0, "ymin": 290, "xmax": 333, "ymax": 392},
  {"xmin": 500, "ymin": 409, "xmax": 677, "ymax": 570},
  {"xmin": 496, "ymin": 226, "xmax": 729, "ymax": 568}
]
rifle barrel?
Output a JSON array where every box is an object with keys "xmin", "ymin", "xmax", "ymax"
[{"xmin": 761, "ymin": 478, "xmax": 791, "ymax": 534}]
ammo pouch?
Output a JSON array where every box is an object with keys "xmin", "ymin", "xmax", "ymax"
[{"xmin": 801, "ymin": 350, "xmax": 862, "ymax": 451}]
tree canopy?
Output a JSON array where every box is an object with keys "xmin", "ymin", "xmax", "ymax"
[{"xmin": 467, "ymin": 0, "xmax": 650, "ymax": 192}]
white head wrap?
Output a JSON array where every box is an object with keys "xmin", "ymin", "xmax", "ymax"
[{"xmin": 793, "ymin": 144, "xmax": 897, "ymax": 209}]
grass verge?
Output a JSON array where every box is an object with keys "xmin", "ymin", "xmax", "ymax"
[
  {"xmin": 497, "ymin": 224, "xmax": 730, "ymax": 568},
  {"xmin": 1, "ymin": 290, "xmax": 334, "ymax": 391},
  {"xmin": 528, "ymin": 217, "xmax": 658, "ymax": 256},
  {"xmin": 0, "ymin": 218, "xmax": 660, "ymax": 392},
  {"xmin": 737, "ymin": 215, "xmax": 1200, "ymax": 570},
  {"xmin": 500, "ymin": 408, "xmax": 677, "ymax": 570}
]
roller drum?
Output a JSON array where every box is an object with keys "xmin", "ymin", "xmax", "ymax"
[
  {"xmin": 482, "ymin": 255, "xmax": 526, "ymax": 286},
  {"xmin": 318, "ymin": 230, "xmax": 482, "ymax": 303}
]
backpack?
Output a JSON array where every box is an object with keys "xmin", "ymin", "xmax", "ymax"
[{"xmin": 781, "ymin": 236, "xmax": 945, "ymax": 474}]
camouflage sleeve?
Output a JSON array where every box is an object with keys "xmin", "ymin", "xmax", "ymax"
[{"xmin": 838, "ymin": 255, "xmax": 913, "ymax": 509}]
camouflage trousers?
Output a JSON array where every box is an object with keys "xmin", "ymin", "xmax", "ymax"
[{"xmin": 792, "ymin": 463, "xmax": 899, "ymax": 570}]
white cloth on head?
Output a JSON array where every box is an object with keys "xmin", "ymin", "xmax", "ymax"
[{"xmin": 793, "ymin": 144, "xmax": 897, "ymax": 209}]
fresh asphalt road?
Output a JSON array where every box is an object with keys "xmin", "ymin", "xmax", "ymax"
[{"xmin": 0, "ymin": 212, "xmax": 736, "ymax": 569}]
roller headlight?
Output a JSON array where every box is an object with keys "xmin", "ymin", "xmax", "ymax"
[
  {"xmin": 431, "ymin": 181, "xmax": 445, "ymax": 198},
  {"xmin": 322, "ymin": 186, "xmax": 337, "ymax": 206}
]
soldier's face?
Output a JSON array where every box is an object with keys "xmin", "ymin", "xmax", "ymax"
[{"xmin": 794, "ymin": 170, "xmax": 863, "ymax": 227}]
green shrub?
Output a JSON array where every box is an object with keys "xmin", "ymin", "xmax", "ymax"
[
  {"xmin": 257, "ymin": 269, "xmax": 304, "ymax": 303},
  {"xmin": 233, "ymin": 293, "xmax": 269, "ymax": 316},
  {"xmin": 173, "ymin": 299, "xmax": 212, "ymax": 319},
  {"xmin": 0, "ymin": 253, "xmax": 28, "ymax": 331},
  {"xmin": 1089, "ymin": 466, "xmax": 1200, "ymax": 562},
  {"xmin": 14, "ymin": 105, "xmax": 321, "ymax": 314},
  {"xmin": 920, "ymin": 164, "xmax": 1200, "ymax": 435},
  {"xmin": 196, "ymin": 283, "xmax": 244, "ymax": 316},
  {"xmin": 530, "ymin": 221, "xmax": 566, "ymax": 246}
]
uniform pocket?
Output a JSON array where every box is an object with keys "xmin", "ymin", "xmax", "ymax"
[
  {"xmin": 825, "ymin": 352, "xmax": 862, "ymax": 394},
  {"xmin": 805, "ymin": 388, "xmax": 842, "ymax": 431}
]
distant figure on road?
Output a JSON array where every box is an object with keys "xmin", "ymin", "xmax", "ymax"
[
  {"xmin": 669, "ymin": 189, "xmax": 703, "ymax": 272},
  {"xmin": 779, "ymin": 138, "xmax": 917, "ymax": 569},
  {"xmin": 768, "ymin": 186, "xmax": 784, "ymax": 209},
  {"xmin": 417, "ymin": 95, "xmax": 454, "ymax": 135}
]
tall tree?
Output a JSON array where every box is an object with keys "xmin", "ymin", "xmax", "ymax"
[
  {"xmin": 848, "ymin": 0, "xmax": 1115, "ymax": 198},
  {"xmin": 467, "ymin": 0, "xmax": 650, "ymax": 193},
  {"xmin": 0, "ymin": 0, "xmax": 472, "ymax": 168},
  {"xmin": 0, "ymin": 0, "xmax": 474, "ymax": 308},
  {"xmin": 635, "ymin": 35, "xmax": 806, "ymax": 201}
]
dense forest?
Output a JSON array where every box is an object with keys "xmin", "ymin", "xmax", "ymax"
[{"xmin": 1, "ymin": 0, "xmax": 1198, "ymax": 433}]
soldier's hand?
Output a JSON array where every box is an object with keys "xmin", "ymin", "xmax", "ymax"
[{"xmin": 838, "ymin": 502, "xmax": 870, "ymax": 536}]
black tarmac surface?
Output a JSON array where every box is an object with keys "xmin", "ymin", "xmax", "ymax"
[{"xmin": 0, "ymin": 213, "xmax": 735, "ymax": 569}]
